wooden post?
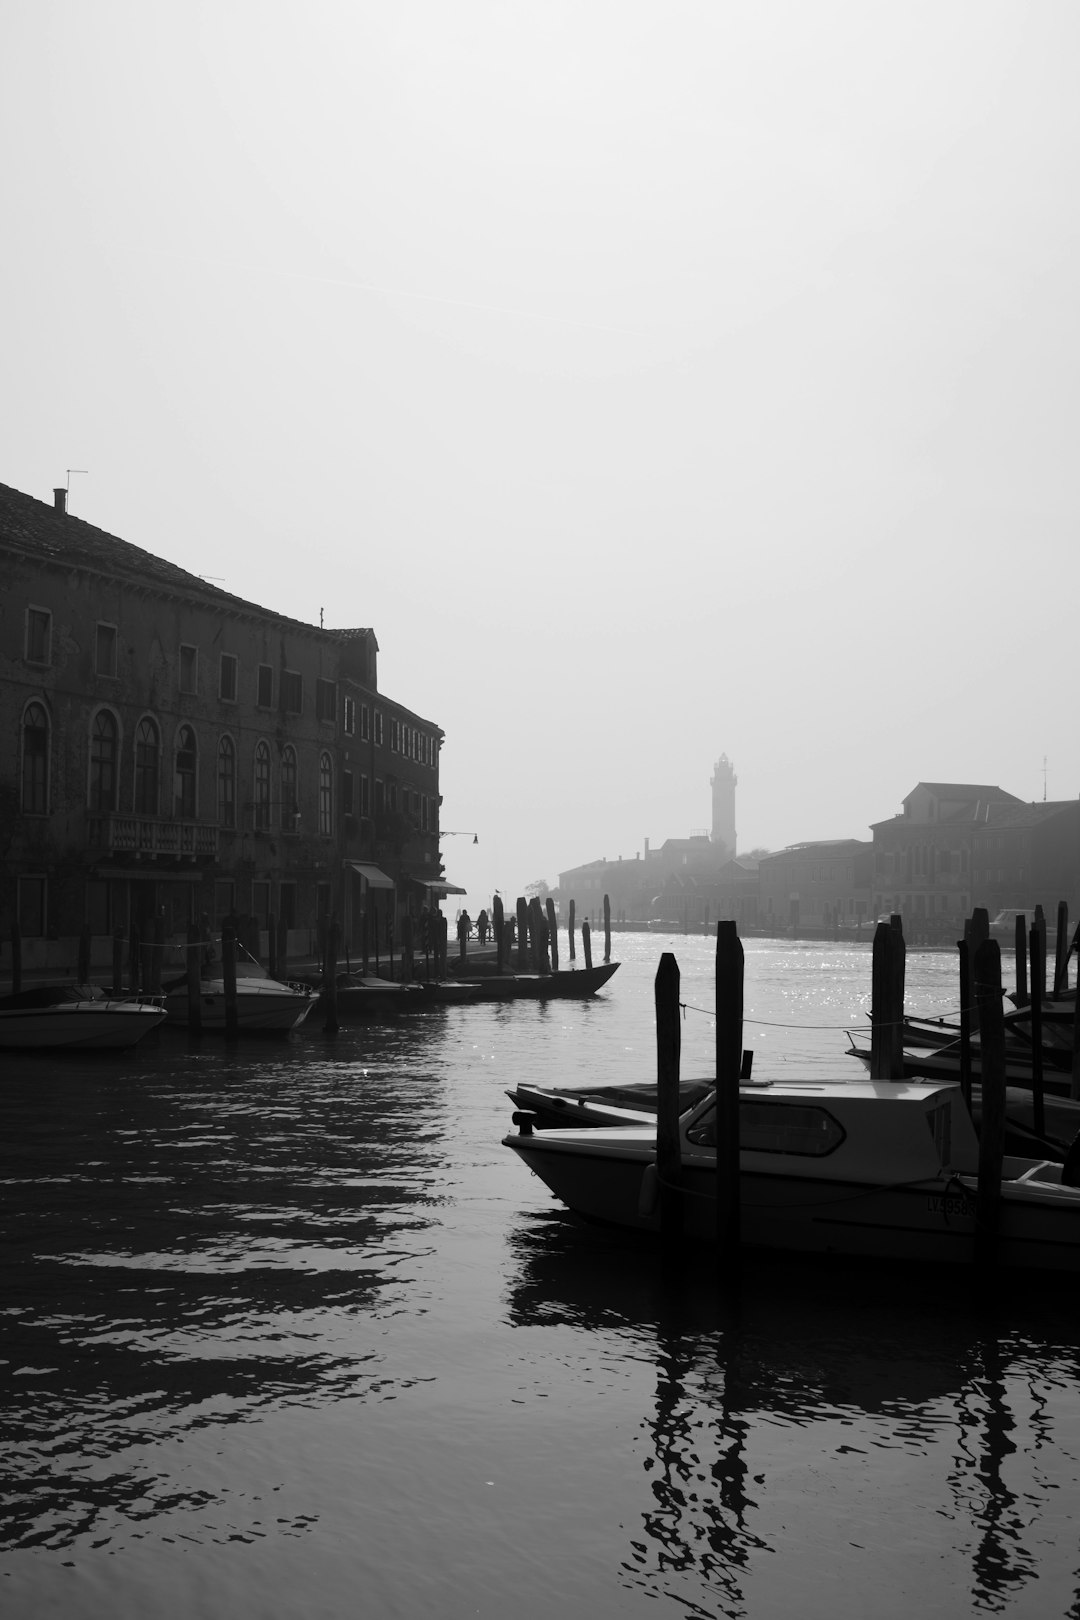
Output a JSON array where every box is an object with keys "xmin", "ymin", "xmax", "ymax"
[
  {"xmin": 439, "ymin": 914, "xmax": 449, "ymax": 980},
  {"xmin": 958, "ymin": 938, "xmax": 973, "ymax": 1115},
  {"xmin": 111, "ymin": 926, "xmax": 124, "ymax": 997},
  {"xmin": 267, "ymin": 910, "xmax": 278, "ymax": 979},
  {"xmin": 869, "ymin": 921, "xmax": 893, "ymax": 1081},
  {"xmin": 582, "ymin": 919, "xmax": 593, "ymax": 970},
  {"xmin": 715, "ymin": 921, "xmax": 743, "ymax": 1260},
  {"xmin": 1014, "ymin": 914, "xmax": 1028, "ymax": 1007},
  {"xmin": 10, "ymin": 921, "xmax": 21, "ymax": 994},
  {"xmin": 493, "ymin": 894, "xmax": 505, "ymax": 972},
  {"xmin": 277, "ymin": 912, "xmax": 288, "ymax": 982},
  {"xmin": 655, "ymin": 952, "xmax": 682, "ymax": 1240},
  {"xmin": 324, "ymin": 919, "xmax": 340, "ymax": 1032},
  {"xmin": 889, "ymin": 913, "xmax": 905, "ymax": 1079},
  {"xmin": 387, "ymin": 910, "xmax": 395, "ymax": 981},
  {"xmin": 222, "ymin": 922, "xmax": 238, "ymax": 1041},
  {"xmin": 1054, "ymin": 901, "xmax": 1070, "ymax": 997},
  {"xmin": 1071, "ymin": 956, "xmax": 1080, "ymax": 1103},
  {"xmin": 546, "ymin": 898, "xmax": 559, "ymax": 972},
  {"xmin": 568, "ymin": 899, "xmax": 576, "ymax": 962},
  {"xmin": 1030, "ymin": 924, "xmax": 1045, "ymax": 1135},
  {"xmin": 603, "ymin": 893, "xmax": 611, "ymax": 963},
  {"xmin": 402, "ymin": 911, "xmax": 414, "ymax": 981},
  {"xmin": 150, "ymin": 912, "xmax": 164, "ymax": 996},
  {"xmin": 974, "ymin": 939, "xmax": 1006, "ymax": 1269},
  {"xmin": 516, "ymin": 897, "xmax": 529, "ymax": 972},
  {"xmin": 1034, "ymin": 904, "xmax": 1047, "ymax": 999},
  {"xmin": 77, "ymin": 922, "xmax": 91, "ymax": 984},
  {"xmin": 129, "ymin": 922, "xmax": 141, "ymax": 996},
  {"xmin": 185, "ymin": 921, "xmax": 202, "ymax": 1034}
]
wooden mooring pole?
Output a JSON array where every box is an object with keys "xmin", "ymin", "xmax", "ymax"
[
  {"xmin": 516, "ymin": 898, "xmax": 529, "ymax": 972},
  {"xmin": 568, "ymin": 899, "xmax": 576, "ymax": 962},
  {"xmin": 1014, "ymin": 915, "xmax": 1028, "ymax": 1008},
  {"xmin": 715, "ymin": 921, "xmax": 743, "ymax": 1262},
  {"xmin": 654, "ymin": 952, "xmax": 682, "ymax": 1242},
  {"xmin": 185, "ymin": 921, "xmax": 202, "ymax": 1035},
  {"xmin": 974, "ymin": 939, "xmax": 1006, "ymax": 1270},
  {"xmin": 603, "ymin": 894, "xmax": 611, "ymax": 964},
  {"xmin": 582, "ymin": 919, "xmax": 593, "ymax": 970},
  {"xmin": 111, "ymin": 926, "xmax": 124, "ymax": 997},
  {"xmin": 1054, "ymin": 902, "xmax": 1070, "ymax": 998},
  {"xmin": 870, "ymin": 920, "xmax": 900, "ymax": 1080},
  {"xmin": 1030, "ymin": 924, "xmax": 1046, "ymax": 1137},
  {"xmin": 222, "ymin": 922, "xmax": 238, "ymax": 1041},
  {"xmin": 546, "ymin": 898, "xmax": 559, "ymax": 972},
  {"xmin": 324, "ymin": 919, "xmax": 340, "ymax": 1032}
]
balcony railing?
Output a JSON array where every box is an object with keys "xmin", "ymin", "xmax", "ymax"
[{"xmin": 87, "ymin": 814, "xmax": 219, "ymax": 861}]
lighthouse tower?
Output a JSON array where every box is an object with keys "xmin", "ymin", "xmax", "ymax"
[{"xmin": 710, "ymin": 755, "xmax": 737, "ymax": 861}]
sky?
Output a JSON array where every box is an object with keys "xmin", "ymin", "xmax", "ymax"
[{"xmin": 3, "ymin": 0, "xmax": 1079, "ymax": 911}]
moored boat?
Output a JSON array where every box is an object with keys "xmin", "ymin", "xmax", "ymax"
[
  {"xmin": 0, "ymin": 983, "xmax": 167, "ymax": 1050},
  {"xmin": 503, "ymin": 1078, "xmax": 1080, "ymax": 1272},
  {"xmin": 164, "ymin": 967, "xmax": 313, "ymax": 1032},
  {"xmin": 453, "ymin": 962, "xmax": 619, "ymax": 1001}
]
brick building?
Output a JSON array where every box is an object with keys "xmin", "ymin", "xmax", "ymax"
[
  {"xmin": 1, "ymin": 482, "xmax": 447, "ymax": 970},
  {"xmin": 757, "ymin": 840, "xmax": 873, "ymax": 931}
]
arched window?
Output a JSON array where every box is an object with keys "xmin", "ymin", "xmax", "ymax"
[
  {"xmin": 281, "ymin": 745, "xmax": 298, "ymax": 830},
  {"xmin": 21, "ymin": 702, "xmax": 49, "ymax": 814},
  {"xmin": 318, "ymin": 751, "xmax": 333, "ymax": 837},
  {"xmin": 175, "ymin": 725, "xmax": 197, "ymax": 819},
  {"xmin": 134, "ymin": 718, "xmax": 160, "ymax": 815},
  {"xmin": 254, "ymin": 740, "xmax": 271, "ymax": 831},
  {"xmin": 89, "ymin": 710, "xmax": 119, "ymax": 812},
  {"xmin": 217, "ymin": 736, "xmax": 236, "ymax": 829}
]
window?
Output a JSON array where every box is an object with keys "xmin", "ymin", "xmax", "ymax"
[
  {"xmin": 420, "ymin": 794, "xmax": 428, "ymax": 832},
  {"xmin": 388, "ymin": 781, "xmax": 398, "ymax": 813},
  {"xmin": 282, "ymin": 670, "xmax": 303, "ymax": 714},
  {"xmin": 360, "ymin": 704, "xmax": 370, "ymax": 741},
  {"xmin": 175, "ymin": 725, "xmax": 197, "ymax": 818},
  {"xmin": 89, "ymin": 710, "xmax": 119, "ymax": 812},
  {"xmin": 318, "ymin": 752, "xmax": 333, "ymax": 836},
  {"xmin": 420, "ymin": 733, "xmax": 428, "ymax": 766},
  {"xmin": 257, "ymin": 664, "xmax": 274, "ymax": 708},
  {"xmin": 134, "ymin": 718, "xmax": 161, "ymax": 815},
  {"xmin": 179, "ymin": 644, "xmax": 198, "ymax": 694},
  {"xmin": 316, "ymin": 679, "xmax": 337, "ymax": 722},
  {"xmin": 344, "ymin": 696, "xmax": 356, "ymax": 735},
  {"xmin": 687, "ymin": 1102, "xmax": 845, "ymax": 1157},
  {"xmin": 281, "ymin": 745, "xmax": 298, "ymax": 831},
  {"xmin": 96, "ymin": 623, "xmax": 118, "ymax": 677},
  {"xmin": 343, "ymin": 770, "xmax": 354, "ymax": 815},
  {"xmin": 252, "ymin": 881, "xmax": 271, "ymax": 930},
  {"xmin": 360, "ymin": 774, "xmax": 370, "ymax": 816},
  {"xmin": 254, "ymin": 741, "xmax": 271, "ymax": 831},
  {"xmin": 390, "ymin": 717, "xmax": 400, "ymax": 752},
  {"xmin": 374, "ymin": 778, "xmax": 384, "ymax": 816},
  {"xmin": 21, "ymin": 702, "xmax": 49, "ymax": 814},
  {"xmin": 217, "ymin": 736, "xmax": 236, "ymax": 829},
  {"xmin": 279, "ymin": 882, "xmax": 297, "ymax": 929},
  {"xmin": 219, "ymin": 653, "xmax": 238, "ymax": 702},
  {"xmin": 374, "ymin": 710, "xmax": 383, "ymax": 747},
  {"xmin": 18, "ymin": 876, "xmax": 46, "ymax": 938},
  {"xmin": 26, "ymin": 608, "xmax": 51, "ymax": 665}
]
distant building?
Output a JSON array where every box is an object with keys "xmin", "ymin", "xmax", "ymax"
[
  {"xmin": 870, "ymin": 781, "xmax": 1080, "ymax": 925},
  {"xmin": 710, "ymin": 754, "xmax": 737, "ymax": 859},
  {"xmin": 1, "ymin": 481, "xmax": 447, "ymax": 969},
  {"xmin": 757, "ymin": 840, "xmax": 873, "ymax": 931}
]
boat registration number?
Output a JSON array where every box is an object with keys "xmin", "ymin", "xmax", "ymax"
[{"xmin": 926, "ymin": 1194, "xmax": 970, "ymax": 1218}]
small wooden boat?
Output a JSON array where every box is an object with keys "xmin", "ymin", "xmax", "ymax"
[
  {"xmin": 507, "ymin": 1080, "xmax": 713, "ymax": 1130},
  {"xmin": 504, "ymin": 1079, "xmax": 1080, "ymax": 1271},
  {"xmin": 0, "ymin": 983, "xmax": 167, "ymax": 1050},
  {"xmin": 453, "ymin": 962, "xmax": 619, "ymax": 1001}
]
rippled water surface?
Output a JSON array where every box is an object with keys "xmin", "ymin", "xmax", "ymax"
[{"xmin": 4, "ymin": 936, "xmax": 1080, "ymax": 1618}]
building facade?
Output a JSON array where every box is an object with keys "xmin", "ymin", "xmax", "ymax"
[
  {"xmin": 757, "ymin": 840, "xmax": 873, "ymax": 931},
  {"xmin": 1, "ymin": 482, "xmax": 446, "ymax": 969}
]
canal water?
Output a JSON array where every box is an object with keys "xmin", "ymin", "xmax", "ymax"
[{"xmin": 4, "ymin": 935, "xmax": 1080, "ymax": 1619}]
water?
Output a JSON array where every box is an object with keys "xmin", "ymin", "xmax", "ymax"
[{"xmin": 4, "ymin": 936, "xmax": 1080, "ymax": 1619}]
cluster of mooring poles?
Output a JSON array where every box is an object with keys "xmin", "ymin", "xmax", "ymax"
[{"xmin": 652, "ymin": 922, "xmax": 749, "ymax": 1266}]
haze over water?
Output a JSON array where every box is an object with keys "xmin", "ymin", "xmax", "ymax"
[{"xmin": 5, "ymin": 935, "xmax": 1080, "ymax": 1619}]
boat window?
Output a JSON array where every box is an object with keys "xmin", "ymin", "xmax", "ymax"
[{"xmin": 687, "ymin": 1101, "xmax": 845, "ymax": 1157}]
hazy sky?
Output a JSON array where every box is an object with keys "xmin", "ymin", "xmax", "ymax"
[{"xmin": 4, "ymin": 1, "xmax": 1078, "ymax": 909}]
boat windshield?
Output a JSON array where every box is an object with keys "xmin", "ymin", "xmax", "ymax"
[{"xmin": 687, "ymin": 1100, "xmax": 846, "ymax": 1157}]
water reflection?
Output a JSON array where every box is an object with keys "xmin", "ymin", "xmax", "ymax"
[{"xmin": 504, "ymin": 1215, "xmax": 1080, "ymax": 1614}]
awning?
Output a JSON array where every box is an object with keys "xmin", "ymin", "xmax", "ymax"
[
  {"xmin": 346, "ymin": 861, "xmax": 395, "ymax": 890},
  {"xmin": 414, "ymin": 878, "xmax": 468, "ymax": 898}
]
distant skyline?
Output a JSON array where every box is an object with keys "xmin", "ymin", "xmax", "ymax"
[{"xmin": 4, "ymin": 1, "xmax": 1078, "ymax": 913}]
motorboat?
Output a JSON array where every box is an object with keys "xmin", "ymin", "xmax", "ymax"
[
  {"xmin": 164, "ymin": 961, "xmax": 313, "ymax": 1033},
  {"xmin": 503, "ymin": 1078, "xmax": 1080, "ymax": 1272},
  {"xmin": 451, "ymin": 962, "xmax": 620, "ymax": 1001},
  {"xmin": 325, "ymin": 975, "xmax": 484, "ymax": 1017},
  {"xmin": 507, "ymin": 1079, "xmax": 713, "ymax": 1131},
  {"xmin": 0, "ymin": 983, "xmax": 167, "ymax": 1050}
]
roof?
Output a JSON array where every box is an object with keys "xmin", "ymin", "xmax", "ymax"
[
  {"xmin": 0, "ymin": 481, "xmax": 374, "ymax": 642},
  {"xmin": 905, "ymin": 781, "xmax": 1023, "ymax": 804}
]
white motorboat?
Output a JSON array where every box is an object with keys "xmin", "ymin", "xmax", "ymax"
[
  {"xmin": 0, "ymin": 983, "xmax": 167, "ymax": 1050},
  {"xmin": 504, "ymin": 1078, "xmax": 1080, "ymax": 1272},
  {"xmin": 164, "ymin": 963, "xmax": 314, "ymax": 1032}
]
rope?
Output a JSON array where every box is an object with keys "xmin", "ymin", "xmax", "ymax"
[{"xmin": 678, "ymin": 998, "xmax": 963, "ymax": 1033}]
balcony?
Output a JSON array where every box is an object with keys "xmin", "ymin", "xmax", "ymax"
[{"xmin": 87, "ymin": 814, "xmax": 219, "ymax": 861}]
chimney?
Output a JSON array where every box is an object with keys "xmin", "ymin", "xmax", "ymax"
[{"xmin": 53, "ymin": 488, "xmax": 67, "ymax": 514}]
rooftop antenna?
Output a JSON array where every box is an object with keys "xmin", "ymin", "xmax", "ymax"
[{"xmin": 66, "ymin": 469, "xmax": 88, "ymax": 508}]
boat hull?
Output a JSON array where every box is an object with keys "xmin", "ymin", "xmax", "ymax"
[
  {"xmin": 455, "ymin": 963, "xmax": 619, "ymax": 1001},
  {"xmin": 0, "ymin": 1001, "xmax": 167, "ymax": 1050},
  {"xmin": 164, "ymin": 980, "xmax": 313, "ymax": 1032}
]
